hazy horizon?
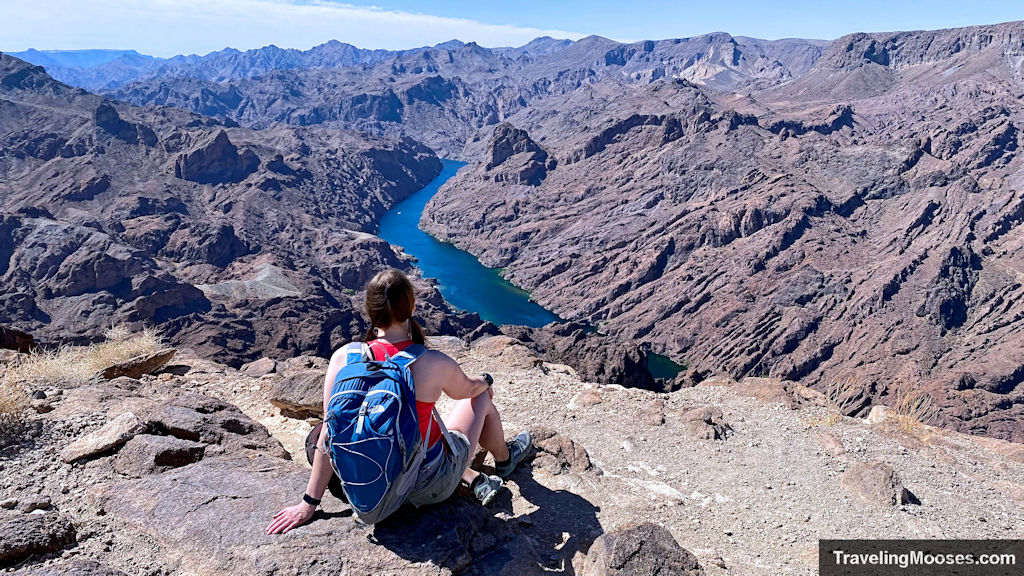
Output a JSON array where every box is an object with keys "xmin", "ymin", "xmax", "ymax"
[{"xmin": 1, "ymin": 0, "xmax": 1021, "ymax": 58}]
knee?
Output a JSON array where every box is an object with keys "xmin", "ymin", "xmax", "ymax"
[{"xmin": 470, "ymin": 392, "xmax": 491, "ymax": 411}]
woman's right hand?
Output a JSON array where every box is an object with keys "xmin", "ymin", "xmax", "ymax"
[{"xmin": 267, "ymin": 502, "xmax": 316, "ymax": 535}]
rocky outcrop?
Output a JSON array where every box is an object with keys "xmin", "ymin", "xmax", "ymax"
[
  {"xmin": 94, "ymin": 102, "xmax": 156, "ymax": 146},
  {"xmin": 173, "ymin": 130, "xmax": 259, "ymax": 184},
  {"xmin": 3, "ymin": 341, "xmax": 1024, "ymax": 575},
  {"xmin": 0, "ymin": 53, "xmax": 464, "ymax": 366},
  {"xmin": 501, "ymin": 323, "xmax": 656, "ymax": 389},
  {"xmin": 0, "ymin": 325, "xmax": 36, "ymax": 352},
  {"xmin": 268, "ymin": 371, "xmax": 323, "ymax": 419},
  {"xmin": 485, "ymin": 123, "xmax": 553, "ymax": 185},
  {"xmin": 147, "ymin": 392, "xmax": 289, "ymax": 459}
]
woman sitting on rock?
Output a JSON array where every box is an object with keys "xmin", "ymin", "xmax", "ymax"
[{"xmin": 267, "ymin": 268, "xmax": 532, "ymax": 534}]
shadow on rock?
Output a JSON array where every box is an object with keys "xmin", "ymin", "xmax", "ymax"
[
  {"xmin": 514, "ymin": 467, "xmax": 604, "ymax": 574},
  {"xmin": 372, "ymin": 466, "xmax": 602, "ymax": 575}
]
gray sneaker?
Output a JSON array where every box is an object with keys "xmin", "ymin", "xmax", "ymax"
[
  {"xmin": 473, "ymin": 474, "xmax": 504, "ymax": 506},
  {"xmin": 495, "ymin": 430, "xmax": 533, "ymax": 479}
]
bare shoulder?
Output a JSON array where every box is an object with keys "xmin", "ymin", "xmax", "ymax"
[
  {"xmin": 413, "ymin": 349, "xmax": 457, "ymax": 373},
  {"xmin": 410, "ymin": 349, "xmax": 451, "ymax": 401}
]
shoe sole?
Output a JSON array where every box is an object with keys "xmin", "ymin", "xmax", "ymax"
[
  {"xmin": 479, "ymin": 489, "xmax": 498, "ymax": 506},
  {"xmin": 477, "ymin": 478, "xmax": 503, "ymax": 506}
]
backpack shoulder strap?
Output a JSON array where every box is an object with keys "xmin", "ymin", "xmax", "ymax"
[
  {"xmin": 391, "ymin": 344, "xmax": 426, "ymax": 369},
  {"xmin": 344, "ymin": 342, "xmax": 371, "ymax": 364}
]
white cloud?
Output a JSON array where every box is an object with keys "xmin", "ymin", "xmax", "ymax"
[{"xmin": 0, "ymin": 0, "xmax": 587, "ymax": 57}]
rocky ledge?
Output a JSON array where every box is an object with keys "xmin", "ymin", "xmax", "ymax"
[{"xmin": 2, "ymin": 335, "xmax": 1020, "ymax": 575}]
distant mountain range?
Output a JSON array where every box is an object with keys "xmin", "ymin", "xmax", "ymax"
[
  {"xmin": 9, "ymin": 33, "xmax": 828, "ymax": 94},
  {"xmin": 4, "ymin": 20, "xmax": 1024, "ymax": 441}
]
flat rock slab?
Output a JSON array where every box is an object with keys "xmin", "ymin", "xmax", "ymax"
[
  {"xmin": 578, "ymin": 522, "xmax": 704, "ymax": 576},
  {"xmin": 61, "ymin": 412, "xmax": 147, "ymax": 463},
  {"xmin": 100, "ymin": 348, "xmax": 176, "ymax": 380},
  {"xmin": 268, "ymin": 370, "xmax": 323, "ymax": 419},
  {"xmin": 93, "ymin": 455, "xmax": 547, "ymax": 576},
  {"xmin": 0, "ymin": 511, "xmax": 76, "ymax": 568}
]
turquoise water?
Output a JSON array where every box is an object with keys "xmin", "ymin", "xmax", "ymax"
[
  {"xmin": 647, "ymin": 352, "xmax": 686, "ymax": 380},
  {"xmin": 378, "ymin": 160, "xmax": 562, "ymax": 328}
]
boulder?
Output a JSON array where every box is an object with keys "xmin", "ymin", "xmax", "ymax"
[
  {"xmin": 578, "ymin": 522, "xmax": 704, "ymax": 576},
  {"xmin": 531, "ymin": 427, "xmax": 591, "ymax": 475},
  {"xmin": 268, "ymin": 370, "xmax": 323, "ymax": 419},
  {"xmin": 840, "ymin": 461, "xmax": 914, "ymax": 507},
  {"xmin": 681, "ymin": 407, "xmax": 733, "ymax": 440},
  {"xmin": 112, "ymin": 434, "xmax": 206, "ymax": 477},
  {"xmin": 240, "ymin": 357, "xmax": 277, "ymax": 378},
  {"xmin": 0, "ymin": 511, "xmax": 76, "ymax": 568},
  {"xmin": 147, "ymin": 392, "xmax": 289, "ymax": 459},
  {"xmin": 100, "ymin": 348, "xmax": 176, "ymax": 380},
  {"xmin": 60, "ymin": 412, "xmax": 148, "ymax": 463}
]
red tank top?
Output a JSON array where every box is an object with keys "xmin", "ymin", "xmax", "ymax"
[{"xmin": 368, "ymin": 339, "xmax": 442, "ymax": 449}]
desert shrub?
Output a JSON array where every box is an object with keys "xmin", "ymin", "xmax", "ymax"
[
  {"xmin": 0, "ymin": 374, "xmax": 28, "ymax": 440},
  {"xmin": 3, "ymin": 326, "xmax": 164, "ymax": 387},
  {"xmin": 892, "ymin": 384, "xmax": 939, "ymax": 433},
  {"xmin": 818, "ymin": 372, "xmax": 866, "ymax": 426}
]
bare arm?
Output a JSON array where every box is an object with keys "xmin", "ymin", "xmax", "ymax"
[
  {"xmin": 267, "ymin": 345, "xmax": 353, "ymax": 535},
  {"xmin": 421, "ymin": 351, "xmax": 490, "ymax": 400}
]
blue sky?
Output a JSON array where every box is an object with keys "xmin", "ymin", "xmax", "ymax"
[{"xmin": 1, "ymin": 0, "xmax": 1021, "ymax": 57}]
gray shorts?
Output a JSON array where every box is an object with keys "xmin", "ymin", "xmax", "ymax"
[{"xmin": 406, "ymin": 430, "xmax": 471, "ymax": 507}]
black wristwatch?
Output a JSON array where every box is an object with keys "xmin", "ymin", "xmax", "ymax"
[
  {"xmin": 482, "ymin": 373, "xmax": 493, "ymax": 386},
  {"xmin": 302, "ymin": 493, "xmax": 321, "ymax": 507}
]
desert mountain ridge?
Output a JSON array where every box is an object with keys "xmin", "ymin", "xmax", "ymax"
[{"xmin": 2, "ymin": 18, "xmax": 1024, "ymax": 443}]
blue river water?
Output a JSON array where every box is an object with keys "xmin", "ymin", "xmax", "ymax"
[
  {"xmin": 378, "ymin": 160, "xmax": 562, "ymax": 328},
  {"xmin": 379, "ymin": 159, "xmax": 683, "ymax": 379}
]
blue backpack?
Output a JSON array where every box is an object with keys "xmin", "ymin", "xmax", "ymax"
[{"xmin": 324, "ymin": 342, "xmax": 427, "ymax": 524}]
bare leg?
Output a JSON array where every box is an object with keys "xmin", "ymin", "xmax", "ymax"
[{"xmin": 444, "ymin": 393, "xmax": 510, "ymax": 483}]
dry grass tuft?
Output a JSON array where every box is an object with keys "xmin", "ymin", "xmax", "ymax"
[
  {"xmin": 0, "ymin": 375, "xmax": 28, "ymax": 439},
  {"xmin": 892, "ymin": 384, "xmax": 939, "ymax": 434},
  {"xmin": 817, "ymin": 372, "xmax": 864, "ymax": 426},
  {"xmin": 4, "ymin": 326, "xmax": 164, "ymax": 387}
]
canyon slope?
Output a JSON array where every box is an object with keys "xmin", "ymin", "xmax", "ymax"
[
  {"xmin": 8, "ymin": 22, "xmax": 1024, "ymax": 441},
  {"xmin": 423, "ymin": 22, "xmax": 1024, "ymax": 441},
  {"xmin": 0, "ymin": 53, "xmax": 475, "ymax": 365}
]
